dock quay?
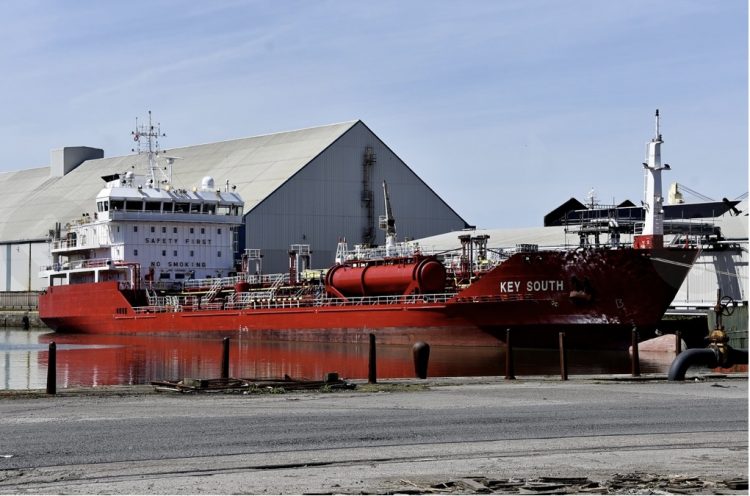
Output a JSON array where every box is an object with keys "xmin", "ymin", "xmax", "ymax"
[{"xmin": 0, "ymin": 375, "xmax": 746, "ymax": 494}]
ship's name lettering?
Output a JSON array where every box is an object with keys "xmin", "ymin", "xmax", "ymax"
[{"xmin": 500, "ymin": 280, "xmax": 564, "ymax": 292}]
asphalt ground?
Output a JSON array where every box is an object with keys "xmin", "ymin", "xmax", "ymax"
[{"xmin": 0, "ymin": 374, "xmax": 747, "ymax": 494}]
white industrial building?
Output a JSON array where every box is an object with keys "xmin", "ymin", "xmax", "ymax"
[{"xmin": 0, "ymin": 120, "xmax": 468, "ymax": 291}]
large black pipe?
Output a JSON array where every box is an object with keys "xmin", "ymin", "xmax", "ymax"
[
  {"xmin": 728, "ymin": 347, "xmax": 749, "ymax": 366},
  {"xmin": 668, "ymin": 349, "xmax": 718, "ymax": 381}
]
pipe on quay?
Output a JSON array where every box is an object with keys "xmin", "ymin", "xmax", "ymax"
[
  {"xmin": 668, "ymin": 349, "xmax": 718, "ymax": 381},
  {"xmin": 668, "ymin": 347, "xmax": 748, "ymax": 381}
]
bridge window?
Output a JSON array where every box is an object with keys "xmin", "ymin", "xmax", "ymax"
[
  {"xmin": 124, "ymin": 201, "xmax": 142, "ymax": 212},
  {"xmin": 110, "ymin": 200, "xmax": 124, "ymax": 211},
  {"xmin": 145, "ymin": 201, "xmax": 161, "ymax": 212}
]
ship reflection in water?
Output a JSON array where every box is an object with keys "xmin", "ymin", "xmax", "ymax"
[{"xmin": 1, "ymin": 329, "xmax": 682, "ymax": 390}]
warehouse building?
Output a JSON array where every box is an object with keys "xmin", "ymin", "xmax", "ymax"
[{"xmin": 0, "ymin": 120, "xmax": 468, "ymax": 291}]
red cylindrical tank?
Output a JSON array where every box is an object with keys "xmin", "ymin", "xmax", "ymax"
[
  {"xmin": 325, "ymin": 258, "xmax": 446, "ymax": 297},
  {"xmin": 234, "ymin": 282, "xmax": 251, "ymax": 293}
]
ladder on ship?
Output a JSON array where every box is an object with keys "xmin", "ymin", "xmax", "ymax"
[
  {"xmin": 145, "ymin": 287, "xmax": 158, "ymax": 306},
  {"xmin": 267, "ymin": 274, "xmax": 286, "ymax": 299},
  {"xmin": 201, "ymin": 278, "xmax": 223, "ymax": 305}
]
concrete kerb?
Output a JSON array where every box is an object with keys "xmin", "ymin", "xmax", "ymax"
[{"xmin": 0, "ymin": 372, "xmax": 746, "ymax": 398}]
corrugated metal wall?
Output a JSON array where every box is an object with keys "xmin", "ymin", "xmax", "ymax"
[
  {"xmin": 672, "ymin": 244, "xmax": 748, "ymax": 306},
  {"xmin": 245, "ymin": 122, "xmax": 467, "ymax": 273},
  {"xmin": 0, "ymin": 241, "xmax": 49, "ymax": 291}
]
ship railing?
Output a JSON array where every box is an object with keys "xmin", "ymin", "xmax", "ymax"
[
  {"xmin": 52, "ymin": 258, "xmax": 116, "ymax": 271},
  {"xmin": 182, "ymin": 272, "xmax": 289, "ymax": 290},
  {"xmin": 450, "ymin": 293, "xmax": 552, "ymax": 303},
  {"xmin": 132, "ymin": 291, "xmax": 463, "ymax": 314}
]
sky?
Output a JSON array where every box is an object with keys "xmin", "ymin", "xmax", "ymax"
[{"xmin": 0, "ymin": 0, "xmax": 746, "ymax": 228}]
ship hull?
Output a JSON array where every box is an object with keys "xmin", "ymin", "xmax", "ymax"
[{"xmin": 39, "ymin": 247, "xmax": 698, "ymax": 349}]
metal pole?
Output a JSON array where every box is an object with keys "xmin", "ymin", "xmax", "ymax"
[
  {"xmin": 46, "ymin": 341, "xmax": 56, "ymax": 395},
  {"xmin": 631, "ymin": 328, "xmax": 641, "ymax": 377},
  {"xmin": 505, "ymin": 329, "xmax": 515, "ymax": 380},
  {"xmin": 221, "ymin": 337, "xmax": 230, "ymax": 379},
  {"xmin": 675, "ymin": 331, "xmax": 682, "ymax": 355},
  {"xmin": 559, "ymin": 332, "xmax": 568, "ymax": 381},
  {"xmin": 368, "ymin": 333, "xmax": 377, "ymax": 384}
]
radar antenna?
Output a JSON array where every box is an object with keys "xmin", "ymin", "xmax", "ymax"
[{"xmin": 131, "ymin": 110, "xmax": 171, "ymax": 187}]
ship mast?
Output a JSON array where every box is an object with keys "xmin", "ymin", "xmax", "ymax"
[
  {"xmin": 634, "ymin": 109, "xmax": 670, "ymax": 249},
  {"xmin": 131, "ymin": 110, "xmax": 170, "ymax": 187}
]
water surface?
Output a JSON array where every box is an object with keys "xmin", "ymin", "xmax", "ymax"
[{"xmin": 1, "ymin": 328, "xmax": 679, "ymax": 390}]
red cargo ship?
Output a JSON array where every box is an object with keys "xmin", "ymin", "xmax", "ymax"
[{"xmin": 38, "ymin": 112, "xmax": 699, "ymax": 348}]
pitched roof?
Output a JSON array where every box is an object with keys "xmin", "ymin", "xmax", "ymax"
[{"xmin": 0, "ymin": 121, "xmax": 358, "ymax": 241}]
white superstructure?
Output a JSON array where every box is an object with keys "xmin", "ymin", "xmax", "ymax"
[{"xmin": 40, "ymin": 113, "xmax": 244, "ymax": 288}]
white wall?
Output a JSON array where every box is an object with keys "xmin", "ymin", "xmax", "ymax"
[{"xmin": 1, "ymin": 241, "xmax": 49, "ymax": 291}]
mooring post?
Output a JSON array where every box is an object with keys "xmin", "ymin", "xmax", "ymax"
[
  {"xmin": 631, "ymin": 328, "xmax": 641, "ymax": 377},
  {"xmin": 675, "ymin": 331, "xmax": 682, "ymax": 355},
  {"xmin": 46, "ymin": 341, "xmax": 56, "ymax": 395},
  {"xmin": 559, "ymin": 332, "xmax": 568, "ymax": 381},
  {"xmin": 221, "ymin": 337, "xmax": 230, "ymax": 379},
  {"xmin": 505, "ymin": 329, "xmax": 516, "ymax": 380},
  {"xmin": 412, "ymin": 342, "xmax": 430, "ymax": 379},
  {"xmin": 368, "ymin": 333, "xmax": 377, "ymax": 384}
]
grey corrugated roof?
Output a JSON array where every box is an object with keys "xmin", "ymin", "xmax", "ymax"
[
  {"xmin": 0, "ymin": 121, "xmax": 358, "ymax": 241},
  {"xmin": 414, "ymin": 226, "xmax": 571, "ymax": 252},
  {"xmin": 415, "ymin": 199, "xmax": 749, "ymax": 252}
]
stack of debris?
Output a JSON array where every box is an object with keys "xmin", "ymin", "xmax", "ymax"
[{"xmin": 151, "ymin": 373, "xmax": 354, "ymax": 394}]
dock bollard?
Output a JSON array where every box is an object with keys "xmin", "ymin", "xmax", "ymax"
[
  {"xmin": 221, "ymin": 337, "xmax": 230, "ymax": 379},
  {"xmin": 559, "ymin": 332, "xmax": 568, "ymax": 381},
  {"xmin": 631, "ymin": 328, "xmax": 641, "ymax": 377},
  {"xmin": 368, "ymin": 333, "xmax": 377, "ymax": 384},
  {"xmin": 675, "ymin": 331, "xmax": 682, "ymax": 355},
  {"xmin": 505, "ymin": 329, "xmax": 516, "ymax": 380},
  {"xmin": 412, "ymin": 342, "xmax": 430, "ymax": 379},
  {"xmin": 46, "ymin": 341, "xmax": 56, "ymax": 395}
]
